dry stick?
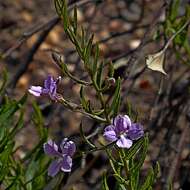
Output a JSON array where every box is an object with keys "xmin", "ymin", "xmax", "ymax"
[
  {"xmin": 8, "ymin": 18, "xmax": 59, "ymax": 89},
  {"xmin": 7, "ymin": 0, "xmax": 99, "ymax": 89},
  {"xmin": 2, "ymin": 16, "xmax": 59, "ymax": 59},
  {"xmin": 2, "ymin": 0, "xmax": 96, "ymax": 59},
  {"xmin": 99, "ymin": 24, "xmax": 149, "ymax": 46}
]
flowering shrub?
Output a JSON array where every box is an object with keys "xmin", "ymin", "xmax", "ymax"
[
  {"xmin": 8, "ymin": 0, "xmax": 190, "ymax": 189},
  {"xmin": 25, "ymin": 1, "xmax": 159, "ymax": 188},
  {"xmin": 1, "ymin": 1, "xmax": 153, "ymax": 189}
]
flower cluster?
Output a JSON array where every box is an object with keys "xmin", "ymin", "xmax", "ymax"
[
  {"xmin": 103, "ymin": 115, "xmax": 144, "ymax": 148},
  {"xmin": 44, "ymin": 138, "xmax": 76, "ymax": 177},
  {"xmin": 28, "ymin": 75, "xmax": 61, "ymax": 100},
  {"xmin": 31, "ymin": 77, "xmax": 144, "ymax": 175}
]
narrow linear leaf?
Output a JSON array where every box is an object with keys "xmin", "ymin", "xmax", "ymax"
[
  {"xmin": 96, "ymin": 61, "xmax": 104, "ymax": 88},
  {"xmin": 73, "ymin": 6, "xmax": 78, "ymax": 35},
  {"xmin": 102, "ymin": 172, "xmax": 110, "ymax": 190},
  {"xmin": 80, "ymin": 86, "xmax": 88, "ymax": 111},
  {"xmin": 139, "ymin": 167, "xmax": 154, "ymax": 190},
  {"xmin": 133, "ymin": 135, "xmax": 149, "ymax": 172},
  {"xmin": 169, "ymin": 0, "xmax": 180, "ymax": 21},
  {"xmin": 0, "ymin": 94, "xmax": 27, "ymax": 125},
  {"xmin": 125, "ymin": 137, "xmax": 144, "ymax": 160},
  {"xmin": 84, "ymin": 34, "xmax": 94, "ymax": 65},
  {"xmin": 108, "ymin": 62, "xmax": 114, "ymax": 78},
  {"xmin": 9, "ymin": 111, "xmax": 24, "ymax": 138},
  {"xmin": 108, "ymin": 77, "xmax": 121, "ymax": 115},
  {"xmin": 0, "ymin": 69, "xmax": 8, "ymax": 95},
  {"xmin": 79, "ymin": 123, "xmax": 96, "ymax": 148},
  {"xmin": 93, "ymin": 43, "xmax": 99, "ymax": 73},
  {"xmin": 32, "ymin": 102, "xmax": 47, "ymax": 140}
]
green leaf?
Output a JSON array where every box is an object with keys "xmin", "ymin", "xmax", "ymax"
[
  {"xmin": 0, "ymin": 142, "xmax": 14, "ymax": 182},
  {"xmin": 54, "ymin": 0, "xmax": 69, "ymax": 30},
  {"xmin": 102, "ymin": 172, "xmax": 110, "ymax": 190},
  {"xmin": 184, "ymin": 38, "xmax": 190, "ymax": 57},
  {"xmin": 118, "ymin": 184, "xmax": 127, "ymax": 190},
  {"xmin": 4, "ymin": 175, "xmax": 20, "ymax": 190},
  {"xmin": 130, "ymin": 169, "xmax": 139, "ymax": 190},
  {"xmin": 139, "ymin": 161, "xmax": 160, "ymax": 190},
  {"xmin": 153, "ymin": 162, "xmax": 160, "ymax": 179},
  {"xmin": 174, "ymin": 20, "xmax": 188, "ymax": 46},
  {"xmin": 126, "ymin": 99, "xmax": 132, "ymax": 118},
  {"xmin": 108, "ymin": 62, "xmax": 114, "ymax": 78},
  {"xmin": 113, "ymin": 173, "xmax": 128, "ymax": 185},
  {"xmin": 124, "ymin": 137, "xmax": 144, "ymax": 160},
  {"xmin": 80, "ymin": 26, "xmax": 86, "ymax": 49},
  {"xmin": 66, "ymin": 28, "xmax": 83, "ymax": 58},
  {"xmin": 32, "ymin": 102, "xmax": 47, "ymax": 140},
  {"xmin": 169, "ymin": 0, "xmax": 180, "ymax": 22},
  {"xmin": 0, "ymin": 94, "xmax": 27, "ymax": 125},
  {"xmin": 128, "ymin": 158, "xmax": 140, "ymax": 190},
  {"xmin": 9, "ymin": 111, "xmax": 24, "ymax": 138},
  {"xmin": 0, "ymin": 68, "xmax": 8, "ymax": 95},
  {"xmin": 167, "ymin": 179, "xmax": 173, "ymax": 190},
  {"xmin": 80, "ymin": 85, "xmax": 88, "ymax": 111},
  {"xmin": 63, "ymin": 0, "xmax": 69, "ymax": 30},
  {"xmin": 96, "ymin": 61, "xmax": 104, "ymax": 88},
  {"xmin": 61, "ymin": 62, "xmax": 90, "ymax": 85},
  {"xmin": 132, "ymin": 135, "xmax": 149, "ymax": 172},
  {"xmin": 108, "ymin": 77, "xmax": 121, "ymax": 115},
  {"xmin": 79, "ymin": 122, "xmax": 96, "ymax": 148},
  {"xmin": 113, "ymin": 95, "xmax": 121, "ymax": 116},
  {"xmin": 139, "ymin": 167, "xmax": 154, "ymax": 190},
  {"xmin": 93, "ymin": 43, "xmax": 100, "ymax": 74},
  {"xmin": 73, "ymin": 6, "xmax": 78, "ymax": 35},
  {"xmin": 84, "ymin": 34, "xmax": 94, "ymax": 66}
]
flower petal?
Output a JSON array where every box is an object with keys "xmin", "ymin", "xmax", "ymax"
[
  {"xmin": 114, "ymin": 115, "xmax": 131, "ymax": 133},
  {"xmin": 43, "ymin": 75, "xmax": 58, "ymax": 100},
  {"xmin": 60, "ymin": 139, "xmax": 76, "ymax": 157},
  {"xmin": 61, "ymin": 155, "xmax": 72, "ymax": 172},
  {"xmin": 116, "ymin": 135, "xmax": 133, "ymax": 148},
  {"xmin": 103, "ymin": 125, "xmax": 117, "ymax": 142},
  {"xmin": 49, "ymin": 85, "xmax": 57, "ymax": 100},
  {"xmin": 43, "ymin": 140, "xmax": 59, "ymax": 157},
  {"xmin": 28, "ymin": 86, "xmax": 42, "ymax": 97},
  {"xmin": 104, "ymin": 125, "xmax": 115, "ymax": 131},
  {"xmin": 44, "ymin": 75, "xmax": 54, "ymax": 89},
  {"xmin": 48, "ymin": 159, "xmax": 62, "ymax": 177},
  {"xmin": 128, "ymin": 123, "xmax": 144, "ymax": 140}
]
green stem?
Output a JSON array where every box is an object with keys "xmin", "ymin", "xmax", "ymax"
[
  {"xmin": 58, "ymin": 96, "xmax": 107, "ymax": 122},
  {"xmin": 92, "ymin": 78, "xmax": 111, "ymax": 123},
  {"xmin": 120, "ymin": 149, "xmax": 132, "ymax": 190}
]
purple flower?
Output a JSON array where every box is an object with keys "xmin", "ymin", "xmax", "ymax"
[
  {"xmin": 43, "ymin": 138, "xmax": 76, "ymax": 177},
  {"xmin": 103, "ymin": 115, "xmax": 144, "ymax": 148},
  {"xmin": 28, "ymin": 75, "xmax": 61, "ymax": 100}
]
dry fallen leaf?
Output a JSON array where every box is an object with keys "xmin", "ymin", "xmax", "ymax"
[
  {"xmin": 146, "ymin": 21, "xmax": 189, "ymax": 75},
  {"xmin": 146, "ymin": 50, "xmax": 167, "ymax": 75}
]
